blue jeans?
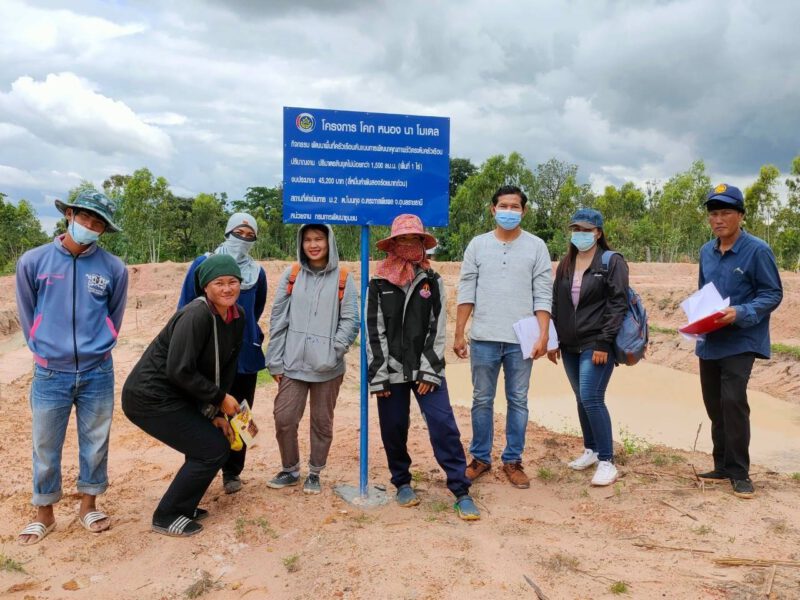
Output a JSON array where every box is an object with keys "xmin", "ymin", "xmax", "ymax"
[
  {"xmin": 29, "ymin": 357, "xmax": 115, "ymax": 505},
  {"xmin": 469, "ymin": 340, "xmax": 532, "ymax": 464},
  {"xmin": 562, "ymin": 349, "xmax": 615, "ymax": 461}
]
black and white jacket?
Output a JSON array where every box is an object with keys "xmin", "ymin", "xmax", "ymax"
[{"xmin": 365, "ymin": 268, "xmax": 446, "ymax": 393}]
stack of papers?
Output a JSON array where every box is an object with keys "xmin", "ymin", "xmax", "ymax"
[
  {"xmin": 513, "ymin": 317, "xmax": 559, "ymax": 358},
  {"xmin": 678, "ymin": 283, "xmax": 730, "ymax": 338}
]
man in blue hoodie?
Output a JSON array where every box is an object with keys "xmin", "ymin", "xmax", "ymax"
[{"xmin": 15, "ymin": 189, "xmax": 128, "ymax": 544}]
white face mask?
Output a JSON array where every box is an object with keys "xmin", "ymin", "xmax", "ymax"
[{"xmin": 222, "ymin": 235, "xmax": 255, "ymax": 260}]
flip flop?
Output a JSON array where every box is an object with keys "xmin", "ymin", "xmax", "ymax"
[
  {"xmin": 18, "ymin": 521, "xmax": 56, "ymax": 545},
  {"xmin": 79, "ymin": 510, "xmax": 110, "ymax": 533},
  {"xmin": 152, "ymin": 515, "xmax": 203, "ymax": 537}
]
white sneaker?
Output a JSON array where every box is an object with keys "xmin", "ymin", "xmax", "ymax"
[
  {"xmin": 591, "ymin": 461, "xmax": 618, "ymax": 486},
  {"xmin": 568, "ymin": 448, "xmax": 599, "ymax": 471}
]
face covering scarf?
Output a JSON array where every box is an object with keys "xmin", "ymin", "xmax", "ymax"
[
  {"xmin": 571, "ymin": 231, "xmax": 597, "ymax": 252},
  {"xmin": 69, "ymin": 220, "xmax": 100, "ymax": 245},
  {"xmin": 375, "ymin": 238, "xmax": 430, "ymax": 287},
  {"xmin": 213, "ymin": 233, "xmax": 259, "ymax": 290},
  {"xmin": 494, "ymin": 209, "xmax": 522, "ymax": 230}
]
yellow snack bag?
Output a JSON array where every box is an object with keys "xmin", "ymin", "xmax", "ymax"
[{"xmin": 227, "ymin": 417, "xmax": 244, "ymax": 451}]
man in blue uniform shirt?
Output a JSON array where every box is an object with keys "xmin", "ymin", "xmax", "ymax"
[{"xmin": 696, "ymin": 183, "xmax": 783, "ymax": 498}]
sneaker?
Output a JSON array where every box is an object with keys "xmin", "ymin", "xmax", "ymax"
[
  {"xmin": 697, "ymin": 469, "xmax": 728, "ymax": 482},
  {"xmin": 502, "ymin": 463, "xmax": 530, "ymax": 489},
  {"xmin": 454, "ymin": 495, "xmax": 481, "ymax": 521},
  {"xmin": 732, "ymin": 478, "xmax": 755, "ymax": 499},
  {"xmin": 395, "ymin": 484, "xmax": 420, "ymax": 507},
  {"xmin": 591, "ymin": 461, "xmax": 618, "ymax": 486},
  {"xmin": 303, "ymin": 473, "xmax": 321, "ymax": 495},
  {"xmin": 266, "ymin": 471, "xmax": 300, "ymax": 489},
  {"xmin": 568, "ymin": 448, "xmax": 599, "ymax": 471},
  {"xmin": 223, "ymin": 475, "xmax": 242, "ymax": 494},
  {"xmin": 465, "ymin": 459, "xmax": 491, "ymax": 481}
]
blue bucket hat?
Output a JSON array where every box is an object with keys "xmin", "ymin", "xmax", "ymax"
[
  {"xmin": 55, "ymin": 189, "xmax": 122, "ymax": 232},
  {"xmin": 569, "ymin": 208, "xmax": 604, "ymax": 229},
  {"xmin": 705, "ymin": 183, "xmax": 745, "ymax": 213}
]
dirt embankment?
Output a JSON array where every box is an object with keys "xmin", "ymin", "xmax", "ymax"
[{"xmin": 0, "ymin": 261, "xmax": 799, "ymax": 599}]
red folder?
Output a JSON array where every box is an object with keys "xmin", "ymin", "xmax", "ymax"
[{"xmin": 679, "ymin": 311, "xmax": 727, "ymax": 335}]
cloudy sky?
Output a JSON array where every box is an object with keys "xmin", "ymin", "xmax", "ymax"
[{"xmin": 1, "ymin": 0, "xmax": 799, "ymax": 232}]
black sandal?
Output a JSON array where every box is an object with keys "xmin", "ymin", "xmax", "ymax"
[{"xmin": 152, "ymin": 515, "xmax": 203, "ymax": 537}]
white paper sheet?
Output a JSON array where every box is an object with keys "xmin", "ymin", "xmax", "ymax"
[
  {"xmin": 513, "ymin": 317, "xmax": 559, "ymax": 357},
  {"xmin": 679, "ymin": 282, "xmax": 730, "ymax": 341}
]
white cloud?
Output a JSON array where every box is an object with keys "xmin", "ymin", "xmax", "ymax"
[
  {"xmin": 0, "ymin": 0, "xmax": 145, "ymax": 56},
  {"xmin": 0, "ymin": 164, "xmax": 38, "ymax": 187},
  {"xmin": 0, "ymin": 72, "xmax": 174, "ymax": 158}
]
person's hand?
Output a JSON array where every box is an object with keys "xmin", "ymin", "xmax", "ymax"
[
  {"xmin": 592, "ymin": 350, "xmax": 608, "ymax": 365},
  {"xmin": 547, "ymin": 349, "xmax": 560, "ymax": 365},
  {"xmin": 531, "ymin": 336, "xmax": 548, "ymax": 360},
  {"xmin": 374, "ymin": 390, "xmax": 391, "ymax": 398},
  {"xmin": 453, "ymin": 334, "xmax": 469, "ymax": 359},
  {"xmin": 212, "ymin": 416, "xmax": 235, "ymax": 443},
  {"xmin": 416, "ymin": 381, "xmax": 433, "ymax": 395},
  {"xmin": 714, "ymin": 307, "xmax": 737, "ymax": 326},
  {"xmin": 220, "ymin": 394, "xmax": 240, "ymax": 417},
  {"xmin": 273, "ymin": 374, "xmax": 283, "ymax": 384}
]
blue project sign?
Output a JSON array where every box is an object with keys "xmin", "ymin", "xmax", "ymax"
[{"xmin": 283, "ymin": 107, "xmax": 450, "ymax": 226}]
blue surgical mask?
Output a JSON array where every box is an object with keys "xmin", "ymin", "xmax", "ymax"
[
  {"xmin": 571, "ymin": 231, "xmax": 597, "ymax": 252},
  {"xmin": 494, "ymin": 209, "xmax": 522, "ymax": 230},
  {"xmin": 69, "ymin": 220, "xmax": 100, "ymax": 245}
]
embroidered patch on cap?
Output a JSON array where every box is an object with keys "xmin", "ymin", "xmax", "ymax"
[{"xmin": 714, "ymin": 183, "xmax": 727, "ymax": 194}]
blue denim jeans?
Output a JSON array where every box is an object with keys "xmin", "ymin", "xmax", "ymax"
[
  {"xmin": 29, "ymin": 357, "xmax": 115, "ymax": 505},
  {"xmin": 468, "ymin": 340, "xmax": 532, "ymax": 464},
  {"xmin": 561, "ymin": 349, "xmax": 615, "ymax": 461}
]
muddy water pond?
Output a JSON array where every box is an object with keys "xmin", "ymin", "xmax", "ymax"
[{"xmin": 446, "ymin": 360, "xmax": 800, "ymax": 473}]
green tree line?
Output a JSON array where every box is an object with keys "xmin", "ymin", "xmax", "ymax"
[{"xmin": 2, "ymin": 155, "xmax": 800, "ymax": 273}]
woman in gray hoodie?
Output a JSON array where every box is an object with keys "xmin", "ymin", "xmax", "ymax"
[{"xmin": 265, "ymin": 224, "xmax": 359, "ymax": 494}]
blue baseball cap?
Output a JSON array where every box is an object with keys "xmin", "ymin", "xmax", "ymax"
[
  {"xmin": 705, "ymin": 183, "xmax": 745, "ymax": 213},
  {"xmin": 569, "ymin": 208, "xmax": 604, "ymax": 229}
]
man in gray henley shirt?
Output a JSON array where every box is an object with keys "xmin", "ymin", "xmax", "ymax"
[{"xmin": 454, "ymin": 185, "xmax": 552, "ymax": 489}]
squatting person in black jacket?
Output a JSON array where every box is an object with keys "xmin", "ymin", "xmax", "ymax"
[
  {"xmin": 366, "ymin": 214, "xmax": 480, "ymax": 521},
  {"xmin": 122, "ymin": 255, "xmax": 244, "ymax": 537},
  {"xmin": 547, "ymin": 209, "xmax": 629, "ymax": 487}
]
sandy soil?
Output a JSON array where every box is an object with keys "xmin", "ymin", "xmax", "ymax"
[{"xmin": 1, "ymin": 261, "xmax": 799, "ymax": 599}]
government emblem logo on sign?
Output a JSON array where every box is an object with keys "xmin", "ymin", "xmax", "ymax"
[{"xmin": 296, "ymin": 112, "xmax": 315, "ymax": 133}]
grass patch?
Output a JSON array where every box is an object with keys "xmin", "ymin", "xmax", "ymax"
[
  {"xmin": 256, "ymin": 369, "xmax": 273, "ymax": 385},
  {"xmin": 537, "ymin": 467, "xmax": 555, "ymax": 482},
  {"xmin": 649, "ymin": 324, "xmax": 677, "ymax": 335},
  {"xmin": 282, "ymin": 554, "xmax": 300, "ymax": 573},
  {"xmin": 428, "ymin": 499, "xmax": 451, "ymax": 513},
  {"xmin": 772, "ymin": 343, "xmax": 800, "ymax": 360},
  {"xmin": 543, "ymin": 551, "xmax": 579, "ymax": 572},
  {"xmin": 768, "ymin": 520, "xmax": 789, "ymax": 535},
  {"xmin": 185, "ymin": 570, "xmax": 215, "ymax": 598},
  {"xmin": 234, "ymin": 516, "xmax": 278, "ymax": 540},
  {"xmin": 610, "ymin": 581, "xmax": 629, "ymax": 594},
  {"xmin": 411, "ymin": 470, "xmax": 429, "ymax": 484},
  {"xmin": 692, "ymin": 525, "xmax": 713, "ymax": 536},
  {"xmin": 651, "ymin": 453, "xmax": 686, "ymax": 467},
  {"xmin": 791, "ymin": 472, "xmax": 800, "ymax": 482},
  {"xmin": 619, "ymin": 427, "xmax": 651, "ymax": 455},
  {"xmin": 0, "ymin": 553, "xmax": 25, "ymax": 573}
]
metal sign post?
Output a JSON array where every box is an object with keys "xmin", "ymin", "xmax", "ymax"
[{"xmin": 282, "ymin": 106, "xmax": 449, "ymax": 503}]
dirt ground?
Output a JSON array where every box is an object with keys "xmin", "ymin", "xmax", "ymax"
[{"xmin": 1, "ymin": 260, "xmax": 799, "ymax": 599}]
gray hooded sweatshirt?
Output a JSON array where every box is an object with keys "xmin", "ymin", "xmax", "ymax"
[{"xmin": 266, "ymin": 225, "xmax": 359, "ymax": 382}]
